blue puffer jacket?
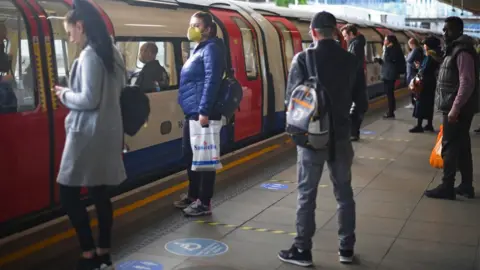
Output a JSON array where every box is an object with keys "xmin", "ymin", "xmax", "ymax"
[{"xmin": 178, "ymin": 37, "xmax": 225, "ymax": 118}]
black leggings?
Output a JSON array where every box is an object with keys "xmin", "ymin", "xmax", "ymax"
[
  {"xmin": 182, "ymin": 119, "xmax": 216, "ymax": 205},
  {"xmin": 383, "ymin": 80, "xmax": 396, "ymax": 114},
  {"xmin": 59, "ymin": 185, "xmax": 113, "ymax": 252}
]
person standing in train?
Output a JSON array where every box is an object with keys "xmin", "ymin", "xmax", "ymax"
[
  {"xmin": 375, "ymin": 34, "xmax": 404, "ymax": 118},
  {"xmin": 409, "ymin": 36, "xmax": 441, "ymax": 133},
  {"xmin": 52, "ymin": 0, "xmax": 126, "ymax": 269},
  {"xmin": 405, "ymin": 38, "xmax": 424, "ymax": 109},
  {"xmin": 341, "ymin": 24, "xmax": 368, "ymax": 141},
  {"xmin": 278, "ymin": 11, "xmax": 360, "ymax": 267},
  {"xmin": 425, "ymin": 16, "xmax": 478, "ymax": 200},
  {"xmin": 174, "ymin": 11, "xmax": 225, "ymax": 216}
]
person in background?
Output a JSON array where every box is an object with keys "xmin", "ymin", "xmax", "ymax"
[
  {"xmin": 53, "ymin": 0, "xmax": 127, "ymax": 268},
  {"xmin": 134, "ymin": 42, "xmax": 169, "ymax": 93},
  {"xmin": 375, "ymin": 34, "xmax": 404, "ymax": 119},
  {"xmin": 405, "ymin": 38, "xmax": 424, "ymax": 109},
  {"xmin": 341, "ymin": 24, "xmax": 368, "ymax": 141},
  {"xmin": 278, "ymin": 11, "xmax": 359, "ymax": 267},
  {"xmin": 425, "ymin": 16, "xmax": 478, "ymax": 200},
  {"xmin": 174, "ymin": 11, "xmax": 225, "ymax": 217},
  {"xmin": 409, "ymin": 36, "xmax": 441, "ymax": 133}
]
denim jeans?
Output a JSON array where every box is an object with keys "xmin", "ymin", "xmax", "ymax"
[{"xmin": 294, "ymin": 142, "xmax": 356, "ymax": 250}]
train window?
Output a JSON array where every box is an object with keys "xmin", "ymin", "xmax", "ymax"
[
  {"xmin": 181, "ymin": 41, "xmax": 196, "ymax": 64},
  {"xmin": 0, "ymin": 13, "xmax": 36, "ymax": 114},
  {"xmin": 365, "ymin": 43, "xmax": 375, "ymax": 63},
  {"xmin": 373, "ymin": 42, "xmax": 383, "ymax": 58},
  {"xmin": 232, "ymin": 17, "xmax": 258, "ymax": 79},
  {"xmin": 302, "ymin": 42, "xmax": 310, "ymax": 50},
  {"xmin": 273, "ymin": 21, "xmax": 294, "ymax": 71},
  {"xmin": 116, "ymin": 41, "xmax": 177, "ymax": 90}
]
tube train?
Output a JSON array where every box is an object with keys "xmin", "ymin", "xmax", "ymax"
[{"xmin": 0, "ymin": 0, "xmax": 478, "ymax": 236}]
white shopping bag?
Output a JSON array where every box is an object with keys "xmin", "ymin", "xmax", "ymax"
[{"xmin": 189, "ymin": 120, "xmax": 222, "ymax": 171}]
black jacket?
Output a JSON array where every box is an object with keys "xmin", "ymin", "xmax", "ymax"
[
  {"xmin": 286, "ymin": 39, "xmax": 360, "ymax": 146},
  {"xmin": 379, "ymin": 45, "xmax": 403, "ymax": 81},
  {"xmin": 347, "ymin": 34, "xmax": 368, "ymax": 114},
  {"xmin": 134, "ymin": 60, "xmax": 169, "ymax": 93}
]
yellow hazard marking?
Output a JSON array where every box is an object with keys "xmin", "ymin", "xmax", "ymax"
[
  {"xmin": 195, "ymin": 220, "xmax": 297, "ymax": 237},
  {"xmin": 319, "ymin": 184, "xmax": 329, "ymax": 188},
  {"xmin": 363, "ymin": 136, "xmax": 410, "ymax": 142},
  {"xmin": 356, "ymin": 156, "xmax": 395, "ymax": 161},
  {"xmin": 268, "ymin": 179, "xmax": 295, "ymax": 184}
]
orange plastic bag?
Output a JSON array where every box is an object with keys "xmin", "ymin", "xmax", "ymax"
[{"xmin": 429, "ymin": 125, "xmax": 443, "ymax": 168}]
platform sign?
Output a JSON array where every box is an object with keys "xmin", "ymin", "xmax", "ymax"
[
  {"xmin": 117, "ymin": 260, "xmax": 163, "ymax": 270},
  {"xmin": 360, "ymin": 129, "xmax": 376, "ymax": 135},
  {"xmin": 165, "ymin": 238, "xmax": 228, "ymax": 257},
  {"xmin": 261, "ymin": 183, "xmax": 288, "ymax": 190}
]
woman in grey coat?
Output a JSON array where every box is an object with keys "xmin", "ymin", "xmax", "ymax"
[{"xmin": 53, "ymin": 1, "xmax": 125, "ymax": 269}]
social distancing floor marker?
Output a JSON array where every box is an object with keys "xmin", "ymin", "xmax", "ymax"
[
  {"xmin": 195, "ymin": 220, "xmax": 298, "ymax": 236},
  {"xmin": 356, "ymin": 156, "xmax": 395, "ymax": 161},
  {"xmin": 362, "ymin": 136, "xmax": 410, "ymax": 142}
]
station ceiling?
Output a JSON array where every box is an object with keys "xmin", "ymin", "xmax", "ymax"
[{"xmin": 437, "ymin": 0, "xmax": 480, "ymax": 15}]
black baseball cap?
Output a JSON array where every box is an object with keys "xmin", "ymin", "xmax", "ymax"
[{"xmin": 310, "ymin": 11, "xmax": 337, "ymax": 29}]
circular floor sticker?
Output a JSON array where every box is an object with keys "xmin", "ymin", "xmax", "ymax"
[
  {"xmin": 165, "ymin": 238, "xmax": 228, "ymax": 257},
  {"xmin": 117, "ymin": 260, "xmax": 163, "ymax": 270},
  {"xmin": 360, "ymin": 129, "xmax": 376, "ymax": 135},
  {"xmin": 261, "ymin": 183, "xmax": 289, "ymax": 190}
]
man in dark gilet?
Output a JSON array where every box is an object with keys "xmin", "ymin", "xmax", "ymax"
[{"xmin": 425, "ymin": 16, "xmax": 479, "ymax": 200}]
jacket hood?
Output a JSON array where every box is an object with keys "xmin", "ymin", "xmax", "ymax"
[
  {"xmin": 350, "ymin": 34, "xmax": 366, "ymax": 47},
  {"xmin": 454, "ymin": 34, "xmax": 475, "ymax": 46}
]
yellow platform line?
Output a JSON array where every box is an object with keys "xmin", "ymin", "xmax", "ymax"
[{"xmin": 195, "ymin": 220, "xmax": 297, "ymax": 236}]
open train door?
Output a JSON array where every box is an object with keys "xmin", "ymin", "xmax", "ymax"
[
  {"xmin": 263, "ymin": 16, "xmax": 302, "ymax": 79},
  {"xmin": 210, "ymin": 8, "xmax": 263, "ymax": 142}
]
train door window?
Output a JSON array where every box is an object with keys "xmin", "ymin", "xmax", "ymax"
[
  {"xmin": 0, "ymin": 12, "xmax": 36, "ymax": 114},
  {"xmin": 39, "ymin": 1, "xmax": 82, "ymax": 87},
  {"xmin": 302, "ymin": 42, "xmax": 311, "ymax": 50},
  {"xmin": 181, "ymin": 41, "xmax": 196, "ymax": 64},
  {"xmin": 373, "ymin": 42, "xmax": 383, "ymax": 58},
  {"xmin": 116, "ymin": 40, "xmax": 177, "ymax": 90},
  {"xmin": 273, "ymin": 21, "xmax": 294, "ymax": 70},
  {"xmin": 232, "ymin": 17, "xmax": 258, "ymax": 79},
  {"xmin": 365, "ymin": 43, "xmax": 374, "ymax": 63}
]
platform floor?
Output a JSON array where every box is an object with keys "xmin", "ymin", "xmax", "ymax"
[{"xmin": 31, "ymin": 102, "xmax": 480, "ymax": 270}]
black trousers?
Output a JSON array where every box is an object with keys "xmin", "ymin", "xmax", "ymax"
[
  {"xmin": 383, "ymin": 80, "xmax": 396, "ymax": 114},
  {"xmin": 441, "ymin": 113, "xmax": 474, "ymax": 187},
  {"xmin": 59, "ymin": 185, "xmax": 113, "ymax": 251},
  {"xmin": 350, "ymin": 110, "xmax": 364, "ymax": 137},
  {"xmin": 182, "ymin": 119, "xmax": 216, "ymax": 205}
]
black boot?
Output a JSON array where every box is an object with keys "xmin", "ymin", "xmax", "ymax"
[
  {"xmin": 409, "ymin": 125, "xmax": 424, "ymax": 133},
  {"xmin": 425, "ymin": 183, "xmax": 456, "ymax": 200},
  {"xmin": 455, "ymin": 184, "xmax": 475, "ymax": 199}
]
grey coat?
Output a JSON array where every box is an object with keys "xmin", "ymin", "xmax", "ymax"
[{"xmin": 56, "ymin": 45, "xmax": 126, "ymax": 187}]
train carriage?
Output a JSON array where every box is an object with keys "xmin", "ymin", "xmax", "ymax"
[{"xmin": 0, "ymin": 0, "xmax": 451, "ymax": 237}]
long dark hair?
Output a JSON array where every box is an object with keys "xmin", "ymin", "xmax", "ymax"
[
  {"xmin": 66, "ymin": 0, "xmax": 114, "ymax": 73},
  {"xmin": 386, "ymin": 34, "xmax": 399, "ymax": 47},
  {"xmin": 193, "ymin": 11, "xmax": 217, "ymax": 38}
]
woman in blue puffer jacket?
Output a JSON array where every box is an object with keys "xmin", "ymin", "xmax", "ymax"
[{"xmin": 174, "ymin": 11, "xmax": 226, "ymax": 217}]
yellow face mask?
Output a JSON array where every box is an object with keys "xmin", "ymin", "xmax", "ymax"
[{"xmin": 187, "ymin": 27, "xmax": 202, "ymax": 42}]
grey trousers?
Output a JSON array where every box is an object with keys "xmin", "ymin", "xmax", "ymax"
[{"xmin": 294, "ymin": 143, "xmax": 356, "ymax": 251}]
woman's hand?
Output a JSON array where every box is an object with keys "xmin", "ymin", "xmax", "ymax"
[
  {"xmin": 414, "ymin": 61, "xmax": 420, "ymax": 68},
  {"xmin": 53, "ymin": 85, "xmax": 65, "ymax": 99},
  {"xmin": 199, "ymin": 114, "xmax": 209, "ymax": 127}
]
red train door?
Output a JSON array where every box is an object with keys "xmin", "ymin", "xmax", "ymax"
[
  {"xmin": 210, "ymin": 9, "xmax": 262, "ymax": 142},
  {"xmin": 0, "ymin": 0, "xmax": 52, "ymax": 223},
  {"xmin": 263, "ymin": 16, "xmax": 302, "ymax": 78}
]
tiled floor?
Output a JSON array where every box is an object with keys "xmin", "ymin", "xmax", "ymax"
[{"xmin": 114, "ymin": 106, "xmax": 480, "ymax": 270}]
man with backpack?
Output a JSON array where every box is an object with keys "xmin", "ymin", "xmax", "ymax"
[{"xmin": 278, "ymin": 11, "xmax": 360, "ymax": 267}]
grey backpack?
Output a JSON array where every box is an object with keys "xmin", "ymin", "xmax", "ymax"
[{"xmin": 286, "ymin": 47, "xmax": 330, "ymax": 150}]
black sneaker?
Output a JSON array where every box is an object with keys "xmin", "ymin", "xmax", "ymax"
[
  {"xmin": 455, "ymin": 184, "xmax": 475, "ymax": 199},
  {"xmin": 350, "ymin": 135, "xmax": 360, "ymax": 142},
  {"xmin": 174, "ymin": 194, "xmax": 194, "ymax": 209},
  {"xmin": 338, "ymin": 249, "xmax": 354, "ymax": 264},
  {"xmin": 96, "ymin": 253, "xmax": 114, "ymax": 269},
  {"xmin": 278, "ymin": 245, "xmax": 313, "ymax": 267},
  {"xmin": 423, "ymin": 125, "xmax": 434, "ymax": 132},
  {"xmin": 383, "ymin": 112, "xmax": 395, "ymax": 119},
  {"xmin": 76, "ymin": 256, "xmax": 100, "ymax": 270},
  {"xmin": 425, "ymin": 184, "xmax": 456, "ymax": 200},
  {"xmin": 409, "ymin": 126, "xmax": 424, "ymax": 133},
  {"xmin": 183, "ymin": 200, "xmax": 211, "ymax": 217}
]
